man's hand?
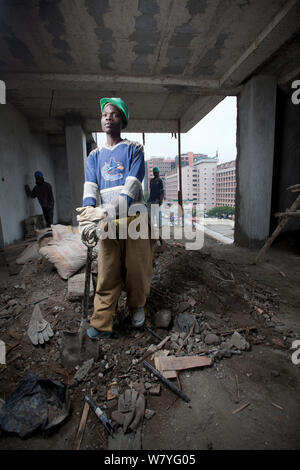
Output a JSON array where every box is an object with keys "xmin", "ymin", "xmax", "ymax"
[
  {"xmin": 24, "ymin": 184, "xmax": 31, "ymax": 197},
  {"xmin": 76, "ymin": 206, "xmax": 107, "ymax": 223}
]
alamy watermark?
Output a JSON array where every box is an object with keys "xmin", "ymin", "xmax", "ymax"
[
  {"xmin": 97, "ymin": 202, "xmax": 205, "ymax": 251},
  {"xmin": 291, "ymin": 340, "xmax": 300, "ymax": 365},
  {"xmin": 0, "ymin": 340, "xmax": 6, "ymax": 365},
  {"xmin": 0, "ymin": 80, "xmax": 6, "ymax": 104},
  {"xmin": 291, "ymin": 80, "xmax": 300, "ymax": 105}
]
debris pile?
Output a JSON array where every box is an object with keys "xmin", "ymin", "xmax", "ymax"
[{"xmin": 0, "ymin": 233, "xmax": 298, "ymax": 450}]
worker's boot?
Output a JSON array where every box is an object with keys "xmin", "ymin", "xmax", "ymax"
[
  {"xmin": 87, "ymin": 326, "xmax": 112, "ymax": 340},
  {"xmin": 130, "ymin": 307, "xmax": 145, "ymax": 328}
]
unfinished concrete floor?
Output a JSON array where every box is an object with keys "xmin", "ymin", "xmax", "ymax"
[{"xmin": 0, "ymin": 232, "xmax": 299, "ymax": 450}]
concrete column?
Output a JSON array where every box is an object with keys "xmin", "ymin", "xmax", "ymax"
[
  {"xmin": 235, "ymin": 75, "xmax": 277, "ymax": 247},
  {"xmin": 65, "ymin": 117, "xmax": 87, "ymax": 226},
  {"xmin": 50, "ymin": 142, "xmax": 72, "ymax": 225}
]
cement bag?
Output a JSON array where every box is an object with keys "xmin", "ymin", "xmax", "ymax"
[
  {"xmin": 39, "ymin": 224, "xmax": 87, "ymax": 280},
  {"xmin": 16, "ymin": 242, "xmax": 40, "ymax": 265}
]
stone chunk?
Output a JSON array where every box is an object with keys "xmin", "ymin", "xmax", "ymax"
[
  {"xmin": 73, "ymin": 358, "xmax": 94, "ymax": 382},
  {"xmin": 67, "ymin": 273, "xmax": 94, "ymax": 301},
  {"xmin": 154, "ymin": 310, "xmax": 172, "ymax": 329},
  {"xmin": 205, "ymin": 333, "xmax": 220, "ymax": 346},
  {"xmin": 228, "ymin": 331, "xmax": 250, "ymax": 351}
]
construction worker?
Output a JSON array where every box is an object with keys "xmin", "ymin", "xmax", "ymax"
[
  {"xmin": 25, "ymin": 171, "xmax": 54, "ymax": 227},
  {"xmin": 76, "ymin": 97, "xmax": 154, "ymax": 340},
  {"xmin": 148, "ymin": 167, "xmax": 164, "ymax": 228}
]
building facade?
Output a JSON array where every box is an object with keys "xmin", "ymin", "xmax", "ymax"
[
  {"xmin": 216, "ymin": 160, "xmax": 236, "ymax": 207},
  {"xmin": 165, "ymin": 154, "xmax": 218, "ymax": 212}
]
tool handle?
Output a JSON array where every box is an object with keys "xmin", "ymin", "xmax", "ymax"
[
  {"xmin": 82, "ymin": 247, "xmax": 93, "ymax": 319},
  {"xmin": 85, "ymin": 394, "xmax": 103, "ymax": 417},
  {"xmin": 85, "ymin": 395, "xmax": 115, "ymax": 436}
]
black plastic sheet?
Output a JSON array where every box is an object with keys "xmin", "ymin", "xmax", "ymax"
[{"xmin": 0, "ymin": 372, "xmax": 70, "ymax": 438}]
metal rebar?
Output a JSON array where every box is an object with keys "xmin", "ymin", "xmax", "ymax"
[{"xmin": 143, "ymin": 360, "xmax": 190, "ymax": 403}]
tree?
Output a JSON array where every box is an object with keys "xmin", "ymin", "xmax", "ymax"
[{"xmin": 207, "ymin": 206, "xmax": 235, "ymax": 218}]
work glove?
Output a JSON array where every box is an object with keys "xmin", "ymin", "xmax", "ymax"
[
  {"xmin": 27, "ymin": 304, "xmax": 54, "ymax": 346},
  {"xmin": 111, "ymin": 389, "xmax": 145, "ymax": 432},
  {"xmin": 76, "ymin": 206, "xmax": 107, "ymax": 223}
]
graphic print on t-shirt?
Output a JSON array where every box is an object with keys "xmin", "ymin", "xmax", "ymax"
[{"xmin": 101, "ymin": 157, "xmax": 125, "ymax": 181}]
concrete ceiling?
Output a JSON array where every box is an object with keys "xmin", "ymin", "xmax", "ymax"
[{"xmin": 0, "ymin": 0, "xmax": 299, "ymax": 135}]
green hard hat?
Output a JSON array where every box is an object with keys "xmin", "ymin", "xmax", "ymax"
[
  {"xmin": 100, "ymin": 97, "xmax": 129, "ymax": 128},
  {"xmin": 153, "ymin": 167, "xmax": 160, "ymax": 173}
]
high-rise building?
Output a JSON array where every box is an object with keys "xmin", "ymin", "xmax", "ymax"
[
  {"xmin": 165, "ymin": 155, "xmax": 218, "ymax": 212},
  {"xmin": 174, "ymin": 152, "xmax": 208, "ymax": 168},
  {"xmin": 216, "ymin": 160, "xmax": 236, "ymax": 207},
  {"xmin": 165, "ymin": 168, "xmax": 178, "ymax": 202}
]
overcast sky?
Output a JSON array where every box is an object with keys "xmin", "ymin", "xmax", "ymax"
[{"xmin": 96, "ymin": 96, "xmax": 237, "ymax": 164}]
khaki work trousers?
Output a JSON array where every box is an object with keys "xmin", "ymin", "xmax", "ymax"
[{"xmin": 91, "ymin": 233, "xmax": 155, "ymax": 332}]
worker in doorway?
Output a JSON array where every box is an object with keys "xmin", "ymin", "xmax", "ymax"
[
  {"xmin": 76, "ymin": 97, "xmax": 154, "ymax": 340},
  {"xmin": 148, "ymin": 167, "xmax": 164, "ymax": 229},
  {"xmin": 25, "ymin": 171, "xmax": 54, "ymax": 227}
]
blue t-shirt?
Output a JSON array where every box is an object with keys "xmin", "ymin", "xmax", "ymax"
[{"xmin": 82, "ymin": 139, "xmax": 145, "ymax": 208}]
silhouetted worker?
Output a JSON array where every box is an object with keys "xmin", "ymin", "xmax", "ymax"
[
  {"xmin": 148, "ymin": 167, "xmax": 164, "ymax": 228},
  {"xmin": 25, "ymin": 171, "xmax": 54, "ymax": 227}
]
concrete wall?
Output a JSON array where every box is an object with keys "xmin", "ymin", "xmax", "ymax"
[
  {"xmin": 50, "ymin": 144, "xmax": 72, "ymax": 225},
  {"xmin": 65, "ymin": 122, "xmax": 87, "ymax": 226},
  {"xmin": 235, "ymin": 75, "xmax": 277, "ymax": 247},
  {"xmin": 0, "ymin": 102, "xmax": 56, "ymax": 245}
]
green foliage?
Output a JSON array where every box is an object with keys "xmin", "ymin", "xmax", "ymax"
[{"xmin": 207, "ymin": 206, "xmax": 235, "ymax": 218}]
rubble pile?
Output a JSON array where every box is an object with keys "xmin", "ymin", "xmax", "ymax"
[{"xmin": 0, "ymin": 235, "xmax": 298, "ymax": 449}]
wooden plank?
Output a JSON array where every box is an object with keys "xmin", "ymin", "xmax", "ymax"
[
  {"xmin": 254, "ymin": 193, "xmax": 300, "ymax": 263},
  {"xmin": 138, "ymin": 335, "xmax": 170, "ymax": 363},
  {"xmin": 154, "ymin": 355, "xmax": 212, "ymax": 372},
  {"xmin": 274, "ymin": 210, "xmax": 300, "ymax": 217}
]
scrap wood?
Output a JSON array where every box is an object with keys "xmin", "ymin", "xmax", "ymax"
[
  {"xmin": 232, "ymin": 402, "xmax": 250, "ymax": 415},
  {"xmin": 287, "ymin": 183, "xmax": 300, "ymax": 192},
  {"xmin": 74, "ymin": 402, "xmax": 90, "ymax": 450},
  {"xmin": 155, "ymin": 355, "xmax": 212, "ymax": 372},
  {"xmin": 235, "ymin": 374, "xmax": 240, "ymax": 403},
  {"xmin": 254, "ymin": 191, "xmax": 300, "ymax": 264},
  {"xmin": 274, "ymin": 210, "xmax": 300, "ymax": 218},
  {"xmin": 107, "ymin": 382, "xmax": 119, "ymax": 401},
  {"xmin": 175, "ymin": 371, "xmax": 181, "ymax": 391},
  {"xmin": 220, "ymin": 326, "xmax": 257, "ymax": 336},
  {"xmin": 6, "ymin": 342, "xmax": 20, "ymax": 355},
  {"xmin": 254, "ymin": 306, "xmax": 264, "ymax": 315},
  {"xmin": 271, "ymin": 402, "xmax": 284, "ymax": 411},
  {"xmin": 74, "ymin": 390, "xmax": 93, "ymax": 450},
  {"xmin": 271, "ymin": 338, "xmax": 288, "ymax": 349},
  {"xmin": 51, "ymin": 366, "xmax": 70, "ymax": 384},
  {"xmin": 176, "ymin": 323, "xmax": 195, "ymax": 354},
  {"xmin": 138, "ymin": 335, "xmax": 170, "ymax": 363},
  {"xmin": 96, "ymin": 427, "xmax": 106, "ymax": 445}
]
